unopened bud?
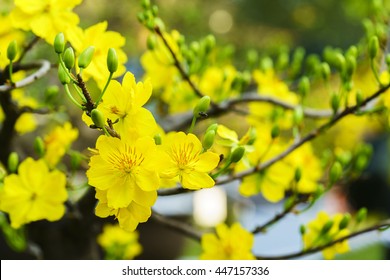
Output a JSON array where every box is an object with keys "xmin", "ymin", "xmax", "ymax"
[
  {"xmin": 7, "ymin": 152, "xmax": 19, "ymax": 173},
  {"xmin": 300, "ymin": 224, "xmax": 306, "ymax": 235},
  {"xmin": 355, "ymin": 90, "xmax": 364, "ymax": 106},
  {"xmin": 154, "ymin": 133, "xmax": 162, "ymax": 145},
  {"xmin": 298, "ymin": 76, "xmax": 310, "ymax": 98},
  {"xmin": 34, "ymin": 137, "xmax": 45, "ymax": 157},
  {"xmin": 45, "ymin": 85, "xmax": 59, "ymax": 102},
  {"xmin": 345, "ymin": 55, "xmax": 356, "ymax": 78},
  {"xmin": 334, "ymin": 53, "xmax": 346, "ymax": 72},
  {"xmin": 293, "ymin": 106, "xmax": 304, "ymax": 125},
  {"xmin": 141, "ymin": 0, "xmax": 150, "ymax": 9},
  {"xmin": 369, "ymin": 36, "xmax": 379, "ymax": 59},
  {"xmin": 78, "ymin": 46, "xmax": 95, "ymax": 69},
  {"xmin": 329, "ymin": 161, "xmax": 343, "ymax": 185},
  {"xmin": 321, "ymin": 62, "xmax": 331, "ymax": 81},
  {"xmin": 331, "ymin": 93, "xmax": 340, "ymax": 113},
  {"xmin": 271, "ymin": 125, "xmax": 280, "ymax": 139},
  {"xmin": 54, "ymin": 33, "xmax": 65, "ymax": 54},
  {"xmin": 203, "ymin": 130, "xmax": 216, "ymax": 150},
  {"xmin": 107, "ymin": 48, "xmax": 118, "ymax": 73},
  {"xmin": 147, "ymin": 34, "xmax": 157, "ymax": 50},
  {"xmin": 58, "ymin": 64, "xmax": 70, "ymax": 85},
  {"xmin": 63, "ymin": 47, "xmax": 75, "ymax": 70},
  {"xmin": 91, "ymin": 109, "xmax": 106, "ymax": 129},
  {"xmin": 356, "ymin": 207, "xmax": 367, "ymax": 224},
  {"xmin": 230, "ymin": 146, "xmax": 245, "ymax": 163},
  {"xmin": 193, "ymin": 96, "xmax": 211, "ymax": 117},
  {"xmin": 7, "ymin": 40, "xmax": 18, "ymax": 61},
  {"xmin": 321, "ymin": 220, "xmax": 334, "ymax": 235},
  {"xmin": 295, "ymin": 167, "xmax": 302, "ymax": 182},
  {"xmin": 204, "ymin": 34, "xmax": 216, "ymax": 54},
  {"xmin": 339, "ymin": 213, "xmax": 351, "ymax": 230},
  {"xmin": 206, "ymin": 123, "xmax": 218, "ymax": 134}
]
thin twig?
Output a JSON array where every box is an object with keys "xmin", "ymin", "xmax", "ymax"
[
  {"xmin": 17, "ymin": 36, "xmax": 40, "ymax": 63},
  {"xmin": 256, "ymin": 220, "xmax": 390, "ymax": 259}
]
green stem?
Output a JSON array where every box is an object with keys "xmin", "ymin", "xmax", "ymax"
[
  {"xmin": 211, "ymin": 160, "xmax": 232, "ymax": 179},
  {"xmin": 8, "ymin": 60, "xmax": 14, "ymax": 84},
  {"xmin": 64, "ymin": 84, "xmax": 84, "ymax": 110},
  {"xmin": 58, "ymin": 54, "xmax": 78, "ymax": 84},
  {"xmin": 102, "ymin": 126, "xmax": 111, "ymax": 137},
  {"xmin": 71, "ymin": 83, "xmax": 87, "ymax": 103},
  {"xmin": 370, "ymin": 58, "xmax": 383, "ymax": 86},
  {"xmin": 188, "ymin": 116, "xmax": 197, "ymax": 133},
  {"xmin": 95, "ymin": 72, "xmax": 113, "ymax": 106}
]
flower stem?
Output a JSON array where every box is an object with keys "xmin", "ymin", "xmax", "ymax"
[
  {"xmin": 95, "ymin": 72, "xmax": 113, "ymax": 106},
  {"xmin": 64, "ymin": 84, "xmax": 84, "ymax": 110}
]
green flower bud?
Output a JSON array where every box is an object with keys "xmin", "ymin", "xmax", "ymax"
[
  {"xmin": 329, "ymin": 161, "xmax": 343, "ymax": 185},
  {"xmin": 8, "ymin": 152, "xmax": 19, "ymax": 173},
  {"xmin": 78, "ymin": 46, "xmax": 95, "ymax": 69},
  {"xmin": 276, "ymin": 51, "xmax": 289, "ymax": 71},
  {"xmin": 154, "ymin": 134, "xmax": 162, "ymax": 145},
  {"xmin": 295, "ymin": 167, "xmax": 302, "ymax": 182},
  {"xmin": 190, "ymin": 41, "xmax": 200, "ymax": 54},
  {"xmin": 153, "ymin": 17, "xmax": 165, "ymax": 31},
  {"xmin": 203, "ymin": 34, "xmax": 216, "ymax": 54},
  {"xmin": 7, "ymin": 40, "xmax": 18, "ymax": 62},
  {"xmin": 107, "ymin": 48, "xmax": 118, "ymax": 73},
  {"xmin": 151, "ymin": 5, "xmax": 159, "ymax": 16},
  {"xmin": 137, "ymin": 12, "xmax": 146, "ymax": 23},
  {"xmin": 298, "ymin": 76, "xmax": 310, "ymax": 98},
  {"xmin": 356, "ymin": 207, "xmax": 367, "ymax": 224},
  {"xmin": 260, "ymin": 56, "xmax": 273, "ymax": 71},
  {"xmin": 321, "ymin": 62, "xmax": 331, "ymax": 81},
  {"xmin": 141, "ymin": 0, "xmax": 150, "ymax": 9},
  {"xmin": 271, "ymin": 124, "xmax": 280, "ymax": 139},
  {"xmin": 193, "ymin": 96, "xmax": 211, "ymax": 117},
  {"xmin": 345, "ymin": 55, "xmax": 356, "ymax": 78},
  {"xmin": 355, "ymin": 90, "xmax": 364, "ymax": 106},
  {"xmin": 339, "ymin": 213, "xmax": 351, "ymax": 230},
  {"xmin": 63, "ymin": 47, "xmax": 75, "ymax": 70},
  {"xmin": 34, "ymin": 137, "xmax": 45, "ymax": 157},
  {"xmin": 355, "ymin": 154, "xmax": 368, "ymax": 172},
  {"xmin": 369, "ymin": 36, "xmax": 379, "ymax": 59},
  {"xmin": 321, "ymin": 220, "xmax": 334, "ymax": 235},
  {"xmin": 70, "ymin": 151, "xmax": 83, "ymax": 171},
  {"xmin": 54, "ymin": 33, "xmax": 65, "ymax": 54},
  {"xmin": 206, "ymin": 123, "xmax": 218, "ymax": 133},
  {"xmin": 91, "ymin": 109, "xmax": 106, "ymax": 128},
  {"xmin": 58, "ymin": 64, "xmax": 70, "ymax": 85},
  {"xmin": 147, "ymin": 34, "xmax": 157, "ymax": 50},
  {"xmin": 203, "ymin": 130, "xmax": 216, "ymax": 150},
  {"xmin": 293, "ymin": 106, "xmax": 304, "ymax": 125},
  {"xmin": 45, "ymin": 85, "xmax": 59, "ymax": 102},
  {"xmin": 346, "ymin": 45, "xmax": 358, "ymax": 58},
  {"xmin": 334, "ymin": 53, "xmax": 346, "ymax": 72},
  {"xmin": 331, "ymin": 93, "xmax": 340, "ymax": 113},
  {"xmin": 230, "ymin": 146, "xmax": 245, "ymax": 163},
  {"xmin": 300, "ymin": 224, "xmax": 306, "ymax": 235}
]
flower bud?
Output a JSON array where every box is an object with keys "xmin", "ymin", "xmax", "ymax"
[
  {"xmin": 58, "ymin": 64, "xmax": 70, "ymax": 85},
  {"xmin": 369, "ymin": 36, "xmax": 379, "ymax": 59},
  {"xmin": 295, "ymin": 167, "xmax": 302, "ymax": 182},
  {"xmin": 54, "ymin": 33, "xmax": 65, "ymax": 54},
  {"xmin": 331, "ymin": 93, "xmax": 340, "ymax": 113},
  {"xmin": 298, "ymin": 76, "xmax": 310, "ymax": 98},
  {"xmin": 7, "ymin": 40, "xmax": 18, "ymax": 61},
  {"xmin": 78, "ymin": 46, "xmax": 95, "ymax": 69},
  {"xmin": 8, "ymin": 152, "xmax": 19, "ymax": 173},
  {"xmin": 321, "ymin": 220, "xmax": 334, "ymax": 235},
  {"xmin": 147, "ymin": 34, "xmax": 157, "ymax": 50},
  {"xmin": 63, "ymin": 47, "xmax": 75, "ymax": 70},
  {"xmin": 345, "ymin": 55, "xmax": 356, "ymax": 78},
  {"xmin": 356, "ymin": 207, "xmax": 367, "ymax": 224},
  {"xmin": 355, "ymin": 90, "xmax": 364, "ymax": 107},
  {"xmin": 230, "ymin": 146, "xmax": 245, "ymax": 163},
  {"xmin": 154, "ymin": 134, "xmax": 162, "ymax": 145},
  {"xmin": 45, "ymin": 85, "xmax": 59, "ymax": 102},
  {"xmin": 203, "ymin": 130, "xmax": 216, "ymax": 150},
  {"xmin": 193, "ymin": 96, "xmax": 211, "ymax": 117},
  {"xmin": 141, "ymin": 0, "xmax": 150, "ymax": 9},
  {"xmin": 70, "ymin": 151, "xmax": 83, "ymax": 171},
  {"xmin": 91, "ymin": 109, "xmax": 106, "ymax": 129},
  {"xmin": 151, "ymin": 5, "xmax": 159, "ymax": 16},
  {"xmin": 206, "ymin": 123, "xmax": 218, "ymax": 134},
  {"xmin": 107, "ymin": 48, "xmax": 118, "ymax": 73},
  {"xmin": 334, "ymin": 53, "xmax": 346, "ymax": 72},
  {"xmin": 34, "ymin": 136, "xmax": 45, "ymax": 157},
  {"xmin": 339, "ymin": 213, "xmax": 351, "ymax": 230},
  {"xmin": 293, "ymin": 106, "xmax": 304, "ymax": 125},
  {"xmin": 321, "ymin": 62, "xmax": 331, "ymax": 81},
  {"xmin": 203, "ymin": 34, "xmax": 216, "ymax": 54},
  {"xmin": 329, "ymin": 161, "xmax": 343, "ymax": 185},
  {"xmin": 300, "ymin": 224, "xmax": 306, "ymax": 235}
]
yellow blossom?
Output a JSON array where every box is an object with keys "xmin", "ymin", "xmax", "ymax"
[
  {"xmin": 43, "ymin": 122, "xmax": 78, "ymax": 168},
  {"xmin": 0, "ymin": 158, "xmax": 67, "ymax": 228},
  {"xmin": 160, "ymin": 132, "xmax": 220, "ymax": 190},
  {"xmin": 66, "ymin": 21, "xmax": 127, "ymax": 86},
  {"xmin": 200, "ymin": 223, "xmax": 255, "ymax": 260},
  {"xmin": 87, "ymin": 135, "xmax": 169, "ymax": 209},
  {"xmin": 96, "ymin": 72, "xmax": 157, "ymax": 141},
  {"xmin": 94, "ymin": 189, "xmax": 155, "ymax": 232},
  {"xmin": 303, "ymin": 211, "xmax": 350, "ymax": 260},
  {"xmin": 97, "ymin": 224, "xmax": 142, "ymax": 259},
  {"xmin": 10, "ymin": 0, "xmax": 81, "ymax": 44}
]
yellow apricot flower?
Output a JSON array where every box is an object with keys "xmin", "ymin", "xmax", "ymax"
[
  {"xmin": 94, "ymin": 189, "xmax": 155, "ymax": 232},
  {"xmin": 0, "ymin": 13, "xmax": 25, "ymax": 68},
  {"xmin": 43, "ymin": 122, "xmax": 79, "ymax": 168},
  {"xmin": 200, "ymin": 223, "xmax": 255, "ymax": 260},
  {"xmin": 87, "ymin": 135, "xmax": 169, "ymax": 209},
  {"xmin": 303, "ymin": 211, "xmax": 350, "ymax": 260},
  {"xmin": 160, "ymin": 132, "xmax": 220, "ymax": 190},
  {"xmin": 97, "ymin": 224, "xmax": 142, "ymax": 259},
  {"xmin": 66, "ymin": 21, "xmax": 127, "ymax": 86},
  {"xmin": 0, "ymin": 158, "xmax": 67, "ymax": 228},
  {"xmin": 97, "ymin": 72, "xmax": 157, "ymax": 141},
  {"xmin": 10, "ymin": 0, "xmax": 81, "ymax": 44}
]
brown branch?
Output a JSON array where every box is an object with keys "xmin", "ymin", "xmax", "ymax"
[
  {"xmin": 17, "ymin": 36, "xmax": 40, "ymax": 63},
  {"xmin": 216, "ymin": 83, "xmax": 390, "ymax": 185},
  {"xmin": 150, "ymin": 210, "xmax": 205, "ymax": 241},
  {"xmin": 76, "ymin": 74, "xmax": 95, "ymax": 113},
  {"xmin": 256, "ymin": 221, "xmax": 390, "ymax": 259}
]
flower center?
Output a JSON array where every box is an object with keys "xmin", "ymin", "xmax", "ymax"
[
  {"xmin": 171, "ymin": 143, "xmax": 198, "ymax": 170},
  {"xmin": 111, "ymin": 146, "xmax": 144, "ymax": 173}
]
